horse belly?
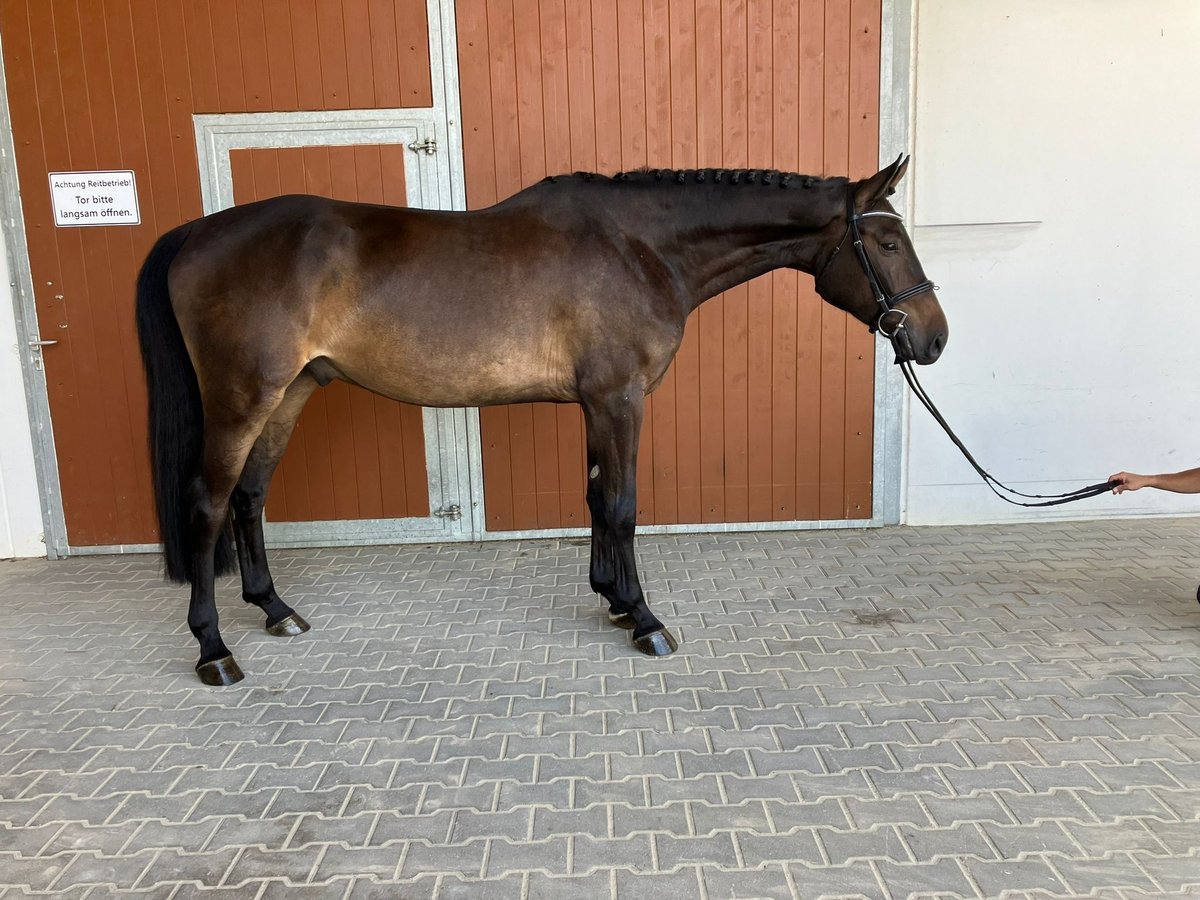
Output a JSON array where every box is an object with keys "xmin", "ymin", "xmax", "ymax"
[{"xmin": 326, "ymin": 331, "xmax": 577, "ymax": 408}]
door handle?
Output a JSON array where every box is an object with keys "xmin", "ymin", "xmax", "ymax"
[{"xmin": 27, "ymin": 337, "xmax": 58, "ymax": 369}]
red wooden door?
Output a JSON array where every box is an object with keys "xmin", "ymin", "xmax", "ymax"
[{"xmin": 456, "ymin": 0, "xmax": 883, "ymax": 533}]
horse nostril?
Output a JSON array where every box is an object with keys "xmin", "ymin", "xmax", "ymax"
[{"xmin": 928, "ymin": 332, "xmax": 946, "ymax": 360}]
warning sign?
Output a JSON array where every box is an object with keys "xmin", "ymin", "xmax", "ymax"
[{"xmin": 48, "ymin": 170, "xmax": 140, "ymax": 227}]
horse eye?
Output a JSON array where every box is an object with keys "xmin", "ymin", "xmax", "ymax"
[{"xmin": 881, "ymin": 241, "xmax": 898, "ymax": 253}]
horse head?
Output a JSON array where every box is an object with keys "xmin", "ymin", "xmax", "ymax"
[{"xmin": 813, "ymin": 156, "xmax": 948, "ymax": 365}]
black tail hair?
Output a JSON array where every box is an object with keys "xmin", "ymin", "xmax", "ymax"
[{"xmin": 135, "ymin": 224, "xmax": 236, "ymax": 584}]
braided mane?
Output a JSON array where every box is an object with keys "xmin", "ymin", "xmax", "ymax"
[{"xmin": 542, "ymin": 168, "xmax": 845, "ymax": 189}]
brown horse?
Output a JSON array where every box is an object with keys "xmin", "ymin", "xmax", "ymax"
[{"xmin": 135, "ymin": 155, "xmax": 947, "ymax": 685}]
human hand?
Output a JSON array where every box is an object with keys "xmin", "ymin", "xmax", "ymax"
[{"xmin": 1109, "ymin": 472, "xmax": 1151, "ymax": 494}]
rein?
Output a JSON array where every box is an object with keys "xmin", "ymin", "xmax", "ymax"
[
  {"xmin": 898, "ymin": 361, "xmax": 1115, "ymax": 507},
  {"xmin": 823, "ymin": 191, "xmax": 1116, "ymax": 508}
]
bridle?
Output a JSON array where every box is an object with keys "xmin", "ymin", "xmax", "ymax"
[
  {"xmin": 816, "ymin": 187, "xmax": 1117, "ymax": 508},
  {"xmin": 814, "ymin": 190, "xmax": 935, "ymax": 363}
]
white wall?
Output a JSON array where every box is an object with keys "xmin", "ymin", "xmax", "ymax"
[
  {"xmin": 907, "ymin": 0, "xmax": 1200, "ymax": 524},
  {"xmin": 0, "ymin": 219, "xmax": 44, "ymax": 557}
]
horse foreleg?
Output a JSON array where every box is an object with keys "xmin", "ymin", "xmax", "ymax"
[
  {"xmin": 584, "ymin": 444, "xmax": 625, "ymax": 626},
  {"xmin": 231, "ymin": 373, "xmax": 318, "ymax": 636},
  {"xmin": 582, "ymin": 389, "xmax": 678, "ymax": 657}
]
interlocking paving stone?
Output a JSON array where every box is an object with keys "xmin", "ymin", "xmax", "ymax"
[{"xmin": 4, "ymin": 519, "xmax": 1200, "ymax": 898}]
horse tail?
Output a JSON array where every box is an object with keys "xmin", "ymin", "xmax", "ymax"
[{"xmin": 135, "ymin": 223, "xmax": 236, "ymax": 584}]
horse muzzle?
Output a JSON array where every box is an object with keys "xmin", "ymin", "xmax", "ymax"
[{"xmin": 881, "ymin": 316, "xmax": 946, "ymax": 365}]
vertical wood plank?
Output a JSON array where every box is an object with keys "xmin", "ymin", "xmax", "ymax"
[
  {"xmin": 720, "ymin": 0, "xmax": 750, "ymax": 522},
  {"xmin": 396, "ymin": 0, "xmax": 433, "ymax": 106},
  {"xmin": 209, "ymin": 0, "xmax": 247, "ymax": 109},
  {"xmin": 744, "ymin": 0, "xmax": 774, "ymax": 521},
  {"xmin": 564, "ymin": 0, "xmax": 596, "ymax": 172},
  {"xmin": 589, "ymin": 0, "xmax": 620, "ymax": 173},
  {"xmin": 819, "ymin": 0, "xmax": 851, "ymax": 519},
  {"xmin": 694, "ymin": 0, "xmax": 725, "ymax": 524},
  {"xmin": 481, "ymin": 408, "xmax": 516, "ymax": 531},
  {"xmin": 262, "ymin": 0, "xmax": 300, "ymax": 110},
  {"xmin": 290, "ymin": 0, "xmax": 325, "ymax": 110},
  {"xmin": 315, "ymin": 0, "xmax": 351, "ymax": 108},
  {"xmin": 235, "ymin": 0, "xmax": 273, "ymax": 111},
  {"xmin": 668, "ymin": 0, "xmax": 703, "ymax": 524},
  {"xmin": 456, "ymin": 0, "xmax": 499, "ymax": 208},
  {"xmin": 795, "ymin": 0, "xmax": 825, "ymax": 520},
  {"xmin": 182, "ymin": 0, "xmax": 220, "ymax": 112},
  {"xmin": 642, "ymin": 0, "xmax": 679, "ymax": 524},
  {"xmin": 368, "ymin": 0, "xmax": 403, "ymax": 107},
  {"xmin": 770, "ymin": 0, "xmax": 800, "ymax": 520},
  {"xmin": 344, "ymin": 0, "xmax": 377, "ymax": 108},
  {"xmin": 844, "ymin": 0, "xmax": 882, "ymax": 518},
  {"xmin": 399, "ymin": 404, "xmax": 431, "ymax": 517},
  {"xmin": 541, "ymin": 0, "xmax": 570, "ymax": 173}
]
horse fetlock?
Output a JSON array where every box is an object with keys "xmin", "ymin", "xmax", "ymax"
[
  {"xmin": 241, "ymin": 578, "xmax": 279, "ymax": 607},
  {"xmin": 607, "ymin": 607, "xmax": 636, "ymax": 629}
]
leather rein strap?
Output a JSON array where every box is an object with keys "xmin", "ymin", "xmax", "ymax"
[
  {"xmin": 899, "ymin": 361, "xmax": 1115, "ymax": 507},
  {"xmin": 820, "ymin": 189, "xmax": 1115, "ymax": 508}
]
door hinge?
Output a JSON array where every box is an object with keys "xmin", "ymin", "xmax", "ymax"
[
  {"xmin": 433, "ymin": 504, "xmax": 462, "ymax": 521},
  {"xmin": 407, "ymin": 137, "xmax": 438, "ymax": 155}
]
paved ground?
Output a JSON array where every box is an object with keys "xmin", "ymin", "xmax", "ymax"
[{"xmin": 2, "ymin": 519, "xmax": 1200, "ymax": 899}]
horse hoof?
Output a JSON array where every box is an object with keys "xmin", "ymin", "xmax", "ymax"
[
  {"xmin": 196, "ymin": 655, "xmax": 244, "ymax": 686},
  {"xmin": 266, "ymin": 612, "xmax": 310, "ymax": 637},
  {"xmin": 608, "ymin": 610, "xmax": 636, "ymax": 630},
  {"xmin": 632, "ymin": 628, "xmax": 678, "ymax": 657}
]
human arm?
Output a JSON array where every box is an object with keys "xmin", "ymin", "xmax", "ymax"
[{"xmin": 1109, "ymin": 467, "xmax": 1200, "ymax": 494}]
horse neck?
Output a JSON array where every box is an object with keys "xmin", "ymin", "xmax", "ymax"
[{"xmin": 625, "ymin": 178, "xmax": 843, "ymax": 312}]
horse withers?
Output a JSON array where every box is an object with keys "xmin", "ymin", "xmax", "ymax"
[{"xmin": 135, "ymin": 154, "xmax": 947, "ymax": 685}]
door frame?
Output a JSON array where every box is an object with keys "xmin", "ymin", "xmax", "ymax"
[{"xmin": 0, "ymin": 30, "xmax": 69, "ymax": 558}]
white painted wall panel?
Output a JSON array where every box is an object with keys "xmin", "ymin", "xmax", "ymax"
[
  {"xmin": 908, "ymin": 0, "xmax": 1200, "ymax": 523},
  {"xmin": 0, "ymin": 219, "xmax": 43, "ymax": 557}
]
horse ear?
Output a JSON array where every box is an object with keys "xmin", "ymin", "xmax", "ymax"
[{"xmin": 854, "ymin": 154, "xmax": 910, "ymax": 209}]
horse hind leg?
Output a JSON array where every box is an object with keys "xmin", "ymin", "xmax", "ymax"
[
  {"xmin": 188, "ymin": 386, "xmax": 293, "ymax": 685},
  {"xmin": 231, "ymin": 372, "xmax": 318, "ymax": 636}
]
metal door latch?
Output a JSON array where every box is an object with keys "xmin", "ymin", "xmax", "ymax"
[
  {"xmin": 407, "ymin": 137, "xmax": 438, "ymax": 155},
  {"xmin": 27, "ymin": 338, "xmax": 58, "ymax": 369},
  {"xmin": 433, "ymin": 504, "xmax": 462, "ymax": 521}
]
